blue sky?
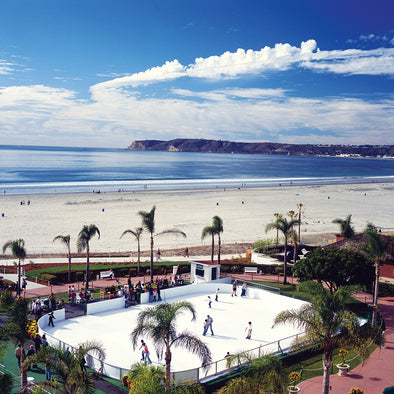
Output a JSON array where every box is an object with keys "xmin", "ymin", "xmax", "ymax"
[{"xmin": 0, "ymin": 0, "xmax": 393, "ymax": 148}]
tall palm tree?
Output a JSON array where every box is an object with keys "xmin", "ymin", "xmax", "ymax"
[
  {"xmin": 297, "ymin": 203, "xmax": 304, "ymax": 242},
  {"xmin": 364, "ymin": 223, "xmax": 388, "ymax": 326},
  {"xmin": 121, "ymin": 227, "xmax": 143, "ymax": 275},
  {"xmin": 332, "ymin": 214, "xmax": 355, "ymax": 239},
  {"xmin": 1, "ymin": 297, "xmax": 30, "ymax": 390},
  {"xmin": 77, "ymin": 225, "xmax": 100, "ymax": 290},
  {"xmin": 273, "ymin": 213, "xmax": 282, "ymax": 245},
  {"xmin": 22, "ymin": 340, "xmax": 106, "ymax": 394},
  {"xmin": 138, "ymin": 206, "xmax": 186, "ymax": 281},
  {"xmin": 265, "ymin": 216, "xmax": 300, "ymax": 284},
  {"xmin": 274, "ymin": 281, "xmax": 377, "ymax": 394},
  {"xmin": 213, "ymin": 216, "xmax": 224, "ymax": 264},
  {"xmin": 53, "ymin": 234, "xmax": 72, "ymax": 282},
  {"xmin": 290, "ymin": 229, "xmax": 298, "ymax": 267},
  {"xmin": 130, "ymin": 301, "xmax": 212, "ymax": 393},
  {"xmin": 3, "ymin": 239, "xmax": 26, "ymax": 296},
  {"xmin": 202, "ymin": 224, "xmax": 216, "ymax": 264}
]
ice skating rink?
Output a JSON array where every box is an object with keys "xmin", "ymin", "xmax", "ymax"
[{"xmin": 46, "ymin": 283, "xmax": 307, "ymax": 374}]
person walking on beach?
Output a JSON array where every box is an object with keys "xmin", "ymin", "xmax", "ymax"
[
  {"xmin": 207, "ymin": 315, "xmax": 214, "ymax": 336},
  {"xmin": 215, "ymin": 288, "xmax": 220, "ymax": 302},
  {"xmin": 245, "ymin": 321, "xmax": 252, "ymax": 339}
]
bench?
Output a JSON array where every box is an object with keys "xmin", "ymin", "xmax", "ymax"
[
  {"xmin": 244, "ymin": 266, "xmax": 258, "ymax": 278},
  {"xmin": 100, "ymin": 271, "xmax": 113, "ymax": 279}
]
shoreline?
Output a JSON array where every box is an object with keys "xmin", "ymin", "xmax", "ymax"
[
  {"xmin": 1, "ymin": 175, "xmax": 394, "ymax": 197},
  {"xmin": 0, "ymin": 182, "xmax": 393, "ymax": 255}
]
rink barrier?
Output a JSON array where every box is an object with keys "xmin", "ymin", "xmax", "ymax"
[{"xmin": 36, "ymin": 278, "xmax": 304, "ymax": 381}]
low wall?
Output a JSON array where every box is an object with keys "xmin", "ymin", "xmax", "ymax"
[{"xmin": 86, "ymin": 296, "xmax": 124, "ymax": 314}]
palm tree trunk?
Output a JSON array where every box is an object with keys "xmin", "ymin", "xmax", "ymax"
[
  {"xmin": 85, "ymin": 243, "xmax": 90, "ymax": 290},
  {"xmin": 322, "ymin": 349, "xmax": 332, "ymax": 394},
  {"xmin": 150, "ymin": 234, "xmax": 154, "ymax": 281},
  {"xmin": 165, "ymin": 346, "xmax": 172, "ymax": 394},
  {"xmin": 17, "ymin": 258, "xmax": 21, "ymax": 296},
  {"xmin": 20, "ymin": 342, "xmax": 27, "ymax": 389},
  {"xmin": 137, "ymin": 241, "xmax": 141, "ymax": 276},
  {"xmin": 276, "ymin": 228, "xmax": 279, "ymax": 246},
  {"xmin": 211, "ymin": 234, "xmax": 214, "ymax": 263},
  {"xmin": 372, "ymin": 260, "xmax": 380, "ymax": 326},
  {"xmin": 218, "ymin": 234, "xmax": 221, "ymax": 265},
  {"xmin": 68, "ymin": 246, "xmax": 71, "ymax": 282},
  {"xmin": 283, "ymin": 236, "xmax": 288, "ymax": 285}
]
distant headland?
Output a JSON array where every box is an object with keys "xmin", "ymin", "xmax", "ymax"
[{"xmin": 128, "ymin": 139, "xmax": 394, "ymax": 158}]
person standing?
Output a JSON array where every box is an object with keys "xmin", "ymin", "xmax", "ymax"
[
  {"xmin": 241, "ymin": 282, "xmax": 247, "ymax": 297},
  {"xmin": 207, "ymin": 296, "xmax": 212, "ymax": 308},
  {"xmin": 33, "ymin": 333, "xmax": 42, "ymax": 353},
  {"xmin": 26, "ymin": 345, "xmax": 35, "ymax": 370},
  {"xmin": 48, "ymin": 311, "xmax": 55, "ymax": 327},
  {"xmin": 207, "ymin": 315, "xmax": 214, "ymax": 336},
  {"xmin": 202, "ymin": 319, "xmax": 209, "ymax": 336},
  {"xmin": 232, "ymin": 280, "xmax": 237, "ymax": 297},
  {"xmin": 245, "ymin": 321, "xmax": 252, "ymax": 339},
  {"xmin": 45, "ymin": 361, "xmax": 51, "ymax": 380},
  {"xmin": 141, "ymin": 342, "xmax": 152, "ymax": 364},
  {"xmin": 15, "ymin": 344, "xmax": 23, "ymax": 368}
]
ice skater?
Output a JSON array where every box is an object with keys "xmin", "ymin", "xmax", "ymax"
[
  {"xmin": 48, "ymin": 312, "xmax": 55, "ymax": 327},
  {"xmin": 207, "ymin": 315, "xmax": 214, "ymax": 336},
  {"xmin": 202, "ymin": 319, "xmax": 208, "ymax": 336},
  {"xmin": 245, "ymin": 321, "xmax": 252, "ymax": 339},
  {"xmin": 206, "ymin": 296, "xmax": 212, "ymax": 308},
  {"xmin": 215, "ymin": 288, "xmax": 220, "ymax": 302},
  {"xmin": 232, "ymin": 280, "xmax": 237, "ymax": 297},
  {"xmin": 241, "ymin": 282, "xmax": 247, "ymax": 297}
]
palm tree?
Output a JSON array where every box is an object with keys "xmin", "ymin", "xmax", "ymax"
[
  {"xmin": 1, "ymin": 297, "xmax": 30, "ymax": 390},
  {"xmin": 332, "ymin": 214, "xmax": 355, "ymax": 239},
  {"xmin": 213, "ymin": 216, "xmax": 224, "ymax": 264},
  {"xmin": 290, "ymin": 229, "xmax": 298, "ymax": 267},
  {"xmin": 3, "ymin": 239, "xmax": 26, "ymax": 296},
  {"xmin": 297, "ymin": 203, "xmax": 304, "ymax": 242},
  {"xmin": 364, "ymin": 223, "xmax": 388, "ymax": 326},
  {"xmin": 274, "ymin": 281, "xmax": 376, "ymax": 394},
  {"xmin": 130, "ymin": 301, "xmax": 212, "ymax": 393},
  {"xmin": 222, "ymin": 353, "xmax": 285, "ymax": 393},
  {"xmin": 273, "ymin": 213, "xmax": 282, "ymax": 245},
  {"xmin": 53, "ymin": 234, "xmax": 72, "ymax": 282},
  {"xmin": 121, "ymin": 227, "xmax": 143, "ymax": 275},
  {"xmin": 265, "ymin": 216, "xmax": 300, "ymax": 284},
  {"xmin": 202, "ymin": 224, "xmax": 216, "ymax": 264},
  {"xmin": 22, "ymin": 340, "xmax": 106, "ymax": 394},
  {"xmin": 77, "ymin": 225, "xmax": 100, "ymax": 290},
  {"xmin": 138, "ymin": 206, "xmax": 186, "ymax": 281}
]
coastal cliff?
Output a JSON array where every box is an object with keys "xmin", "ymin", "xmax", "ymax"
[{"xmin": 128, "ymin": 139, "xmax": 394, "ymax": 158}]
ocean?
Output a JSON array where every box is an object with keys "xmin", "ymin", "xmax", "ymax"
[{"xmin": 0, "ymin": 145, "xmax": 393, "ymax": 195}]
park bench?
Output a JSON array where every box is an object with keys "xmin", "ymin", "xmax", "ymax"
[
  {"xmin": 244, "ymin": 266, "xmax": 258, "ymax": 278},
  {"xmin": 100, "ymin": 270, "xmax": 113, "ymax": 279}
]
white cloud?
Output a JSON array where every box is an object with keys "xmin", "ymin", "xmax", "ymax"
[
  {"xmin": 0, "ymin": 83, "xmax": 393, "ymax": 147},
  {"xmin": 91, "ymin": 39, "xmax": 394, "ymax": 95}
]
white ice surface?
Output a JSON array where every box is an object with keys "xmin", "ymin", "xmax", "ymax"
[{"xmin": 46, "ymin": 288, "xmax": 307, "ymax": 373}]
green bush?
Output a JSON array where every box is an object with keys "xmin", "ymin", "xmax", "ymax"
[
  {"xmin": 39, "ymin": 273, "xmax": 57, "ymax": 284},
  {"xmin": 75, "ymin": 271, "xmax": 84, "ymax": 281},
  {"xmin": 274, "ymin": 266, "xmax": 284, "ymax": 275},
  {"xmin": 379, "ymin": 282, "xmax": 394, "ymax": 296},
  {"xmin": 253, "ymin": 239, "xmax": 274, "ymax": 253}
]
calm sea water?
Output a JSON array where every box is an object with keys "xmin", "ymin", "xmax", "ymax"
[{"xmin": 0, "ymin": 145, "xmax": 393, "ymax": 195}]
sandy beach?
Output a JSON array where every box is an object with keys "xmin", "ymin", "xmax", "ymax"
[{"xmin": 0, "ymin": 182, "xmax": 393, "ymax": 256}]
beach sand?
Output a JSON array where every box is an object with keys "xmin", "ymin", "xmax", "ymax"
[{"xmin": 0, "ymin": 182, "xmax": 393, "ymax": 255}]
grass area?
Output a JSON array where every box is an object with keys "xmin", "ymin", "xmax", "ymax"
[{"xmin": 281, "ymin": 344, "xmax": 378, "ymax": 383}]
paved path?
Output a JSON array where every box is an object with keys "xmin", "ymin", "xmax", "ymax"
[{"xmin": 299, "ymin": 293, "xmax": 394, "ymax": 394}]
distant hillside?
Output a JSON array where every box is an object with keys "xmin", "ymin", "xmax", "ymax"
[{"xmin": 128, "ymin": 139, "xmax": 394, "ymax": 158}]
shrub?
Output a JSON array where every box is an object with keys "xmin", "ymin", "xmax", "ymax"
[
  {"xmin": 274, "ymin": 266, "xmax": 284, "ymax": 275},
  {"xmin": 39, "ymin": 273, "xmax": 57, "ymax": 284},
  {"xmin": 253, "ymin": 239, "xmax": 274, "ymax": 253},
  {"xmin": 348, "ymin": 388, "xmax": 364, "ymax": 394}
]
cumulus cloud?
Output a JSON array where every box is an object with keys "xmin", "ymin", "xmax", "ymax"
[{"xmin": 91, "ymin": 39, "xmax": 394, "ymax": 95}]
